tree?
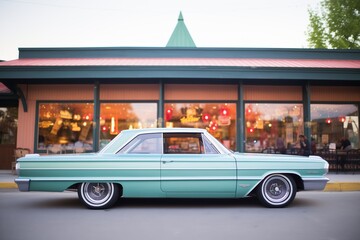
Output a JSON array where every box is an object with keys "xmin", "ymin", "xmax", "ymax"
[{"xmin": 307, "ymin": 0, "xmax": 360, "ymax": 49}]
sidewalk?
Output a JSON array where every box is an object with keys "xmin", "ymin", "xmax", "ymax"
[
  {"xmin": 324, "ymin": 173, "xmax": 360, "ymax": 191},
  {"xmin": 1, "ymin": 170, "xmax": 360, "ymax": 191}
]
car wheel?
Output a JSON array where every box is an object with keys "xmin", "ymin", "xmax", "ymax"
[
  {"xmin": 78, "ymin": 182, "xmax": 120, "ymax": 209},
  {"xmin": 257, "ymin": 174, "xmax": 296, "ymax": 208}
]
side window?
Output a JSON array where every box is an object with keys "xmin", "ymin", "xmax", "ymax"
[
  {"xmin": 202, "ymin": 135, "xmax": 219, "ymax": 154},
  {"xmin": 118, "ymin": 133, "xmax": 162, "ymax": 154},
  {"xmin": 164, "ymin": 133, "xmax": 204, "ymax": 154}
]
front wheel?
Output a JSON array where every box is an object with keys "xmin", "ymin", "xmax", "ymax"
[
  {"xmin": 78, "ymin": 182, "xmax": 120, "ymax": 209},
  {"xmin": 257, "ymin": 174, "xmax": 297, "ymax": 208}
]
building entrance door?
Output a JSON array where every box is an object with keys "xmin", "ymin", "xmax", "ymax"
[{"xmin": 0, "ymin": 106, "xmax": 18, "ymax": 169}]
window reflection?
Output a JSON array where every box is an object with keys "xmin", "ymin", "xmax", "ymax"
[
  {"xmin": 311, "ymin": 104, "xmax": 359, "ymax": 152},
  {"xmin": 164, "ymin": 103, "xmax": 236, "ymax": 150},
  {"xmin": 37, "ymin": 103, "xmax": 94, "ymax": 152},
  {"xmin": 245, "ymin": 103, "xmax": 304, "ymax": 153},
  {"xmin": 100, "ymin": 103, "xmax": 157, "ymax": 149}
]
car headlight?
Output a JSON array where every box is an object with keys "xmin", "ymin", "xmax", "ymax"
[{"xmin": 16, "ymin": 162, "xmax": 20, "ymax": 175}]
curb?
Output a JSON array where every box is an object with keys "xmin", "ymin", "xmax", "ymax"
[
  {"xmin": 324, "ymin": 182, "xmax": 360, "ymax": 192},
  {"xmin": 0, "ymin": 182, "xmax": 17, "ymax": 189},
  {"xmin": 1, "ymin": 182, "xmax": 360, "ymax": 191}
]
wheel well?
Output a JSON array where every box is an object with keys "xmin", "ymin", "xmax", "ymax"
[
  {"xmin": 67, "ymin": 182, "xmax": 124, "ymax": 196},
  {"xmin": 249, "ymin": 173, "xmax": 304, "ymax": 196},
  {"xmin": 289, "ymin": 174, "xmax": 304, "ymax": 191}
]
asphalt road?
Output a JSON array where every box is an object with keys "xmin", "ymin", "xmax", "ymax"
[{"xmin": 1, "ymin": 190, "xmax": 360, "ymax": 240}]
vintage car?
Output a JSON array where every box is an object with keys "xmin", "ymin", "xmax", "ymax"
[{"xmin": 15, "ymin": 128, "xmax": 329, "ymax": 209}]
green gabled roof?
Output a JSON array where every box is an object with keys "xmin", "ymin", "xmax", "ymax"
[{"xmin": 166, "ymin": 12, "xmax": 196, "ymax": 48}]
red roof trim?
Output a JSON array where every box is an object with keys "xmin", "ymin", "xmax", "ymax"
[{"xmin": 0, "ymin": 58, "xmax": 360, "ymax": 69}]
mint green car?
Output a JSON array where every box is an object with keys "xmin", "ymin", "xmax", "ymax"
[{"xmin": 15, "ymin": 128, "xmax": 329, "ymax": 209}]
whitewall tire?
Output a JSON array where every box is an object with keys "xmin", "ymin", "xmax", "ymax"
[
  {"xmin": 257, "ymin": 174, "xmax": 297, "ymax": 208},
  {"xmin": 78, "ymin": 182, "xmax": 120, "ymax": 209}
]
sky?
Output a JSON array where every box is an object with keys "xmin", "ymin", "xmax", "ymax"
[{"xmin": 0, "ymin": 0, "xmax": 322, "ymax": 60}]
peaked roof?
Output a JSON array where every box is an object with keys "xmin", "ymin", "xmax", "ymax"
[{"xmin": 166, "ymin": 12, "xmax": 196, "ymax": 47}]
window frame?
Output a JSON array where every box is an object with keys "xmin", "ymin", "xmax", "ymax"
[
  {"xmin": 99, "ymin": 100, "xmax": 159, "ymax": 148},
  {"xmin": 35, "ymin": 100, "xmax": 95, "ymax": 153},
  {"xmin": 243, "ymin": 100, "xmax": 304, "ymax": 153},
  {"xmin": 162, "ymin": 132, "xmax": 219, "ymax": 155},
  {"xmin": 310, "ymin": 101, "xmax": 360, "ymax": 150},
  {"xmin": 164, "ymin": 101, "xmax": 238, "ymax": 151}
]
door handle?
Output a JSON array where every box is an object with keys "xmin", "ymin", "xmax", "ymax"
[{"xmin": 162, "ymin": 160, "xmax": 174, "ymax": 164}]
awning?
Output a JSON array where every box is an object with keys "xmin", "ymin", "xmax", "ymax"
[
  {"xmin": 1, "ymin": 58, "xmax": 360, "ymax": 69},
  {"xmin": 0, "ymin": 82, "xmax": 11, "ymax": 93}
]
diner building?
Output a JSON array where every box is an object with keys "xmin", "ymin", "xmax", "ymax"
[{"xmin": 0, "ymin": 13, "xmax": 359, "ymax": 170}]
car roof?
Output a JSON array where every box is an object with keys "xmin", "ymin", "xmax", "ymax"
[
  {"xmin": 100, "ymin": 127, "xmax": 229, "ymax": 154},
  {"xmin": 121, "ymin": 128, "xmax": 207, "ymax": 134}
]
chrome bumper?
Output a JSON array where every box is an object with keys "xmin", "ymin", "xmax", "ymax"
[
  {"xmin": 15, "ymin": 178, "xmax": 30, "ymax": 191},
  {"xmin": 303, "ymin": 177, "xmax": 329, "ymax": 191}
]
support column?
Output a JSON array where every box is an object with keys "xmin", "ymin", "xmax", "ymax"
[
  {"xmin": 237, "ymin": 82, "xmax": 245, "ymax": 152},
  {"xmin": 93, "ymin": 81, "xmax": 100, "ymax": 152},
  {"xmin": 158, "ymin": 80, "xmax": 164, "ymax": 127},
  {"xmin": 303, "ymin": 81, "xmax": 311, "ymax": 154},
  {"xmin": 16, "ymin": 86, "xmax": 28, "ymax": 112}
]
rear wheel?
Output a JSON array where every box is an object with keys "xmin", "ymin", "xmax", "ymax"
[
  {"xmin": 257, "ymin": 174, "xmax": 296, "ymax": 208},
  {"xmin": 78, "ymin": 182, "xmax": 120, "ymax": 209}
]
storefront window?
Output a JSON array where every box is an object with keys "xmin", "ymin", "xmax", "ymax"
[
  {"xmin": 311, "ymin": 104, "xmax": 359, "ymax": 152},
  {"xmin": 37, "ymin": 103, "xmax": 94, "ymax": 152},
  {"xmin": 164, "ymin": 103, "xmax": 237, "ymax": 150},
  {"xmin": 245, "ymin": 103, "xmax": 304, "ymax": 153},
  {"xmin": 0, "ymin": 107, "xmax": 17, "ymax": 144},
  {"xmin": 100, "ymin": 103, "xmax": 158, "ymax": 149}
]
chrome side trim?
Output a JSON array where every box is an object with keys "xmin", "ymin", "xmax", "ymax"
[
  {"xmin": 303, "ymin": 177, "xmax": 329, "ymax": 191},
  {"xmin": 15, "ymin": 179, "xmax": 30, "ymax": 191}
]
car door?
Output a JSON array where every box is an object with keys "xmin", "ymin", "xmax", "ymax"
[
  {"xmin": 116, "ymin": 133, "xmax": 163, "ymax": 197},
  {"xmin": 160, "ymin": 132, "xmax": 237, "ymax": 197}
]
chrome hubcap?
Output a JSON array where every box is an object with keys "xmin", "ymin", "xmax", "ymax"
[
  {"xmin": 270, "ymin": 184, "xmax": 282, "ymax": 196},
  {"xmin": 82, "ymin": 182, "xmax": 113, "ymax": 205},
  {"xmin": 263, "ymin": 175, "xmax": 292, "ymax": 204},
  {"xmin": 92, "ymin": 184, "xmax": 106, "ymax": 197}
]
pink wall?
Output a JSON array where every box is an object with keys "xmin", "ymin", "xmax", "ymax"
[
  {"xmin": 101, "ymin": 84, "xmax": 159, "ymax": 100},
  {"xmin": 244, "ymin": 85, "xmax": 302, "ymax": 101},
  {"xmin": 165, "ymin": 84, "xmax": 238, "ymax": 101},
  {"xmin": 311, "ymin": 86, "xmax": 360, "ymax": 101}
]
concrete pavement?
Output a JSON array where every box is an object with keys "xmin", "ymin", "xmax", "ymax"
[{"xmin": 1, "ymin": 170, "xmax": 360, "ymax": 191}]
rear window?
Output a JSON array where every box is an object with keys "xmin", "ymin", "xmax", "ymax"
[{"xmin": 118, "ymin": 133, "xmax": 162, "ymax": 154}]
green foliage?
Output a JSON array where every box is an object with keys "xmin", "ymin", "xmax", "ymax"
[{"xmin": 307, "ymin": 0, "xmax": 360, "ymax": 49}]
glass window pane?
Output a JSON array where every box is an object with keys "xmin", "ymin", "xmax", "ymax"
[
  {"xmin": 164, "ymin": 103, "xmax": 236, "ymax": 151},
  {"xmin": 203, "ymin": 135, "xmax": 219, "ymax": 154},
  {"xmin": 37, "ymin": 103, "xmax": 94, "ymax": 152},
  {"xmin": 100, "ymin": 103, "xmax": 157, "ymax": 149},
  {"xmin": 0, "ymin": 107, "xmax": 18, "ymax": 144},
  {"xmin": 311, "ymin": 104, "xmax": 359, "ymax": 151},
  {"xmin": 164, "ymin": 133, "xmax": 203, "ymax": 154},
  {"xmin": 118, "ymin": 133, "xmax": 162, "ymax": 154},
  {"xmin": 245, "ymin": 103, "xmax": 304, "ymax": 153}
]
